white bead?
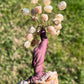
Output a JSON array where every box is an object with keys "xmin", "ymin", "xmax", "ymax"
[
  {"xmin": 43, "ymin": 0, "xmax": 51, "ymax": 6},
  {"xmin": 44, "ymin": 5, "xmax": 53, "ymax": 13},
  {"xmin": 55, "ymin": 14, "xmax": 64, "ymax": 21},
  {"xmin": 31, "ymin": 0, "xmax": 38, "ymax": 4},
  {"xmin": 41, "ymin": 14, "xmax": 48, "ymax": 21},
  {"xmin": 28, "ymin": 26, "xmax": 36, "ymax": 33},
  {"xmin": 53, "ymin": 18, "xmax": 61, "ymax": 25},
  {"xmin": 47, "ymin": 26, "xmax": 56, "ymax": 36},
  {"xmin": 55, "ymin": 24, "xmax": 62, "ymax": 31},
  {"xmin": 57, "ymin": 1, "xmax": 67, "ymax": 10},
  {"xmin": 23, "ymin": 41, "xmax": 31, "ymax": 48},
  {"xmin": 56, "ymin": 30, "xmax": 60, "ymax": 36}
]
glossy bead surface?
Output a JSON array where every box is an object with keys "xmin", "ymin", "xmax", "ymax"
[
  {"xmin": 32, "ymin": 6, "xmax": 42, "ymax": 15},
  {"xmin": 44, "ymin": 5, "xmax": 53, "ymax": 13},
  {"xmin": 26, "ymin": 34, "xmax": 33, "ymax": 41},
  {"xmin": 23, "ymin": 41, "xmax": 31, "ymax": 48},
  {"xmin": 57, "ymin": 1, "xmax": 67, "ymax": 10},
  {"xmin": 55, "ymin": 24, "xmax": 62, "ymax": 31},
  {"xmin": 47, "ymin": 26, "xmax": 56, "ymax": 36},
  {"xmin": 41, "ymin": 14, "xmax": 48, "ymax": 22}
]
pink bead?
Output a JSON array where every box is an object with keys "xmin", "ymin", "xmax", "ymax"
[
  {"xmin": 26, "ymin": 34, "xmax": 33, "ymax": 41},
  {"xmin": 41, "ymin": 14, "xmax": 48, "ymax": 22},
  {"xmin": 31, "ymin": 6, "xmax": 42, "ymax": 15}
]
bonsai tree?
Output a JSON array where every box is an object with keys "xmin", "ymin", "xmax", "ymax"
[{"xmin": 21, "ymin": 0, "xmax": 67, "ymax": 48}]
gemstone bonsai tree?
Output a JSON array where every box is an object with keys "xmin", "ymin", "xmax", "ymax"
[{"xmin": 21, "ymin": 0, "xmax": 67, "ymax": 48}]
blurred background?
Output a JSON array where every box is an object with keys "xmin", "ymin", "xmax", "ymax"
[{"xmin": 0, "ymin": 0, "xmax": 84, "ymax": 84}]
